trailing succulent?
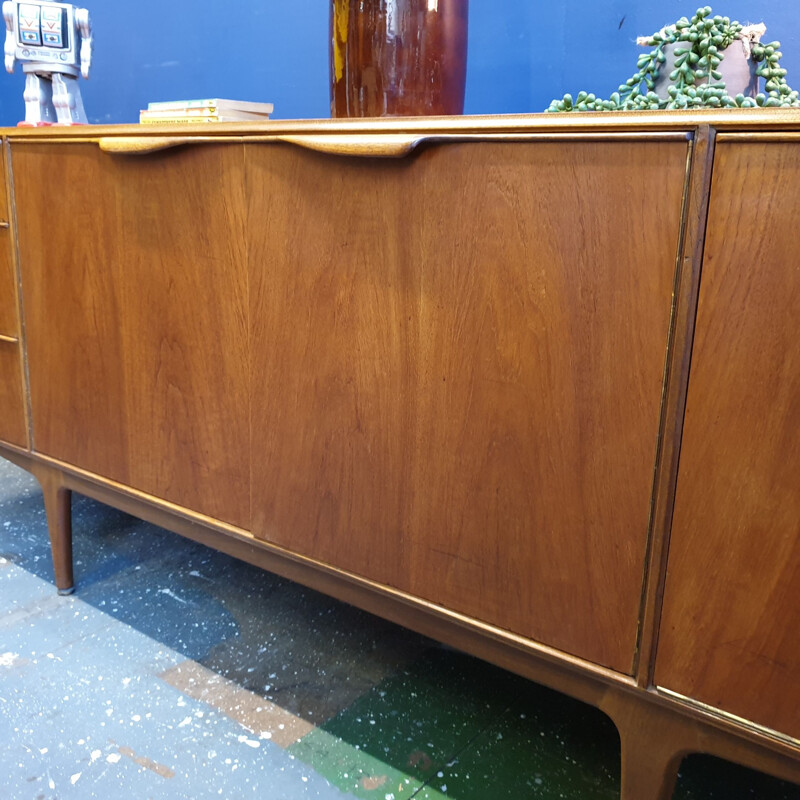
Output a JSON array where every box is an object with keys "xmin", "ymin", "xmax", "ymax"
[{"xmin": 547, "ymin": 6, "xmax": 799, "ymax": 112}]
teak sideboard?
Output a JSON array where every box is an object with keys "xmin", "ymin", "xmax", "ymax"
[{"xmin": 0, "ymin": 112, "xmax": 798, "ymax": 798}]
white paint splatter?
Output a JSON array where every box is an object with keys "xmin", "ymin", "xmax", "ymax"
[
  {"xmin": 39, "ymin": 747, "xmax": 48, "ymax": 754},
  {"xmin": 237, "ymin": 735, "xmax": 260, "ymax": 748},
  {"xmin": 158, "ymin": 588, "xmax": 188, "ymax": 604},
  {"xmin": 259, "ymin": 731, "xmax": 272, "ymax": 740},
  {"xmin": 106, "ymin": 753, "xmax": 121, "ymax": 764},
  {"xmin": 70, "ymin": 773, "xmax": 81, "ymax": 785},
  {"xmin": 177, "ymin": 716, "xmax": 193, "ymax": 727},
  {"xmin": 0, "ymin": 652, "xmax": 19, "ymax": 667},
  {"xmin": 90, "ymin": 750, "xmax": 101, "ymax": 761}
]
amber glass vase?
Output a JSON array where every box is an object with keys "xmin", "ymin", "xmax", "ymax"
[{"xmin": 330, "ymin": 0, "xmax": 469, "ymax": 118}]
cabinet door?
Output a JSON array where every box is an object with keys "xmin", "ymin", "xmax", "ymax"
[
  {"xmin": 248, "ymin": 138, "xmax": 687, "ymax": 672},
  {"xmin": 0, "ymin": 341, "xmax": 28, "ymax": 448},
  {"xmin": 0, "ymin": 142, "xmax": 28, "ymax": 449},
  {"xmin": 13, "ymin": 143, "xmax": 249, "ymax": 528},
  {"xmin": 655, "ymin": 141, "xmax": 800, "ymax": 739}
]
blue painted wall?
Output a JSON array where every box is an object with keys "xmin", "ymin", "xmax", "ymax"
[{"xmin": 0, "ymin": 1, "xmax": 798, "ymax": 125}]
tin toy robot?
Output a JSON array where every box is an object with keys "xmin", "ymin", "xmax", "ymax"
[{"xmin": 3, "ymin": 0, "xmax": 91, "ymax": 125}]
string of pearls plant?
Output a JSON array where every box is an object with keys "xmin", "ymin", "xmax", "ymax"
[{"xmin": 547, "ymin": 6, "xmax": 799, "ymax": 112}]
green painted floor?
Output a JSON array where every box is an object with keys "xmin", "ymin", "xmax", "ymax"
[
  {"xmin": 1, "ymin": 456, "xmax": 799, "ymax": 799},
  {"xmin": 289, "ymin": 646, "xmax": 800, "ymax": 799}
]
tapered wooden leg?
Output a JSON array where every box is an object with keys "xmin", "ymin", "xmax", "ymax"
[
  {"xmin": 618, "ymin": 724, "xmax": 684, "ymax": 800},
  {"xmin": 604, "ymin": 690, "xmax": 689, "ymax": 800},
  {"xmin": 41, "ymin": 475, "xmax": 74, "ymax": 595}
]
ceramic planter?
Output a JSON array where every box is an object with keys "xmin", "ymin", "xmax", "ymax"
[{"xmin": 652, "ymin": 38, "xmax": 759, "ymax": 100}]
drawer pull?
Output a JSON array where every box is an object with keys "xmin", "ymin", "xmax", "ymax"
[
  {"xmin": 98, "ymin": 137, "xmax": 212, "ymax": 155},
  {"xmin": 0, "ymin": 221, "xmax": 9, "ymax": 229},
  {"xmin": 275, "ymin": 133, "xmax": 424, "ymax": 158},
  {"xmin": 0, "ymin": 333, "xmax": 19, "ymax": 344}
]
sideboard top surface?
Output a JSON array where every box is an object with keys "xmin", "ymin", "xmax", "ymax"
[{"xmin": 3, "ymin": 108, "xmax": 800, "ymax": 142}]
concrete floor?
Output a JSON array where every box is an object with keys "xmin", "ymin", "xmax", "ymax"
[{"xmin": 1, "ymin": 456, "xmax": 798, "ymax": 800}]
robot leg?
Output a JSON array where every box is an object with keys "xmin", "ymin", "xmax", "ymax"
[
  {"xmin": 52, "ymin": 72, "xmax": 88, "ymax": 125},
  {"xmin": 22, "ymin": 72, "xmax": 56, "ymax": 126}
]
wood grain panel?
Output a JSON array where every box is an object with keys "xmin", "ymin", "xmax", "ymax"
[
  {"xmin": 408, "ymin": 142, "xmax": 686, "ymax": 672},
  {"xmin": 248, "ymin": 147, "xmax": 414, "ymax": 588},
  {"xmin": 1, "ymin": 142, "xmax": 30, "ymax": 448},
  {"xmin": 13, "ymin": 143, "xmax": 250, "ymax": 528},
  {"xmin": 0, "ymin": 230, "xmax": 17, "ymax": 336},
  {"xmin": 0, "ymin": 342, "xmax": 28, "ymax": 447},
  {"xmin": 655, "ymin": 141, "xmax": 800, "ymax": 739},
  {"xmin": 0, "ymin": 143, "xmax": 17, "ymax": 336},
  {"xmin": 0, "ymin": 142, "xmax": 8, "ymax": 218},
  {"xmin": 249, "ymin": 140, "xmax": 686, "ymax": 671}
]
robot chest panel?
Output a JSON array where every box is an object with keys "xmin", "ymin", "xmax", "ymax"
[{"xmin": 14, "ymin": 1, "xmax": 77, "ymax": 64}]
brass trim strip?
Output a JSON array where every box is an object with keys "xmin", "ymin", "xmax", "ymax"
[
  {"xmin": 716, "ymin": 132, "xmax": 800, "ymax": 142},
  {"xmin": 0, "ymin": 333, "xmax": 19, "ymax": 343},
  {"xmin": 633, "ymin": 134, "xmax": 696, "ymax": 678},
  {"xmin": 634, "ymin": 124, "xmax": 718, "ymax": 687},
  {"xmin": 657, "ymin": 687, "xmax": 800, "ymax": 749}
]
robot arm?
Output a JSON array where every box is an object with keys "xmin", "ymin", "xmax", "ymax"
[
  {"xmin": 3, "ymin": 1, "xmax": 15, "ymax": 74},
  {"xmin": 75, "ymin": 6, "xmax": 90, "ymax": 79}
]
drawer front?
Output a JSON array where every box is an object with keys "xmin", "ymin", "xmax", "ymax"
[
  {"xmin": 0, "ymin": 142, "xmax": 7, "ymax": 220},
  {"xmin": 0, "ymin": 143, "xmax": 17, "ymax": 337},
  {"xmin": 0, "ymin": 340, "xmax": 28, "ymax": 448},
  {"xmin": 0, "ymin": 226, "xmax": 17, "ymax": 336}
]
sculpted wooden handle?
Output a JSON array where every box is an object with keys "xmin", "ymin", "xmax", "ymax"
[
  {"xmin": 97, "ymin": 133, "xmax": 424, "ymax": 158},
  {"xmin": 275, "ymin": 133, "xmax": 424, "ymax": 157},
  {"xmin": 98, "ymin": 137, "xmax": 205, "ymax": 155}
]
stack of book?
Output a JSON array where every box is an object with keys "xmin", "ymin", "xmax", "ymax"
[{"xmin": 139, "ymin": 99, "xmax": 274, "ymax": 124}]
